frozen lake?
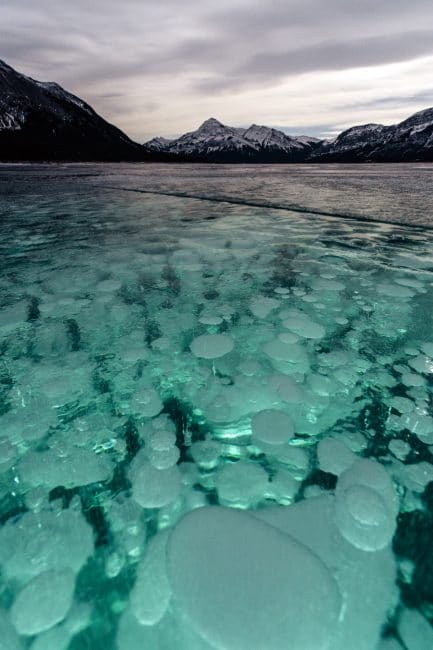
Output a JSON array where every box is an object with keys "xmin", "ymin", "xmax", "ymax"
[{"xmin": 0, "ymin": 163, "xmax": 433, "ymax": 649}]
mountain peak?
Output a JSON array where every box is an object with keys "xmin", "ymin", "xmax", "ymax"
[{"xmin": 197, "ymin": 117, "xmax": 226, "ymax": 132}]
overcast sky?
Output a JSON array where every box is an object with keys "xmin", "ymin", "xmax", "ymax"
[{"xmin": 2, "ymin": 0, "xmax": 433, "ymax": 141}]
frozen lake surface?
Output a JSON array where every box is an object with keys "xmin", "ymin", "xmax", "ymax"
[{"xmin": 1, "ymin": 163, "xmax": 433, "ymax": 649}]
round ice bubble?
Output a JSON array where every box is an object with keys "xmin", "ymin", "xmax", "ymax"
[
  {"xmin": 190, "ymin": 334, "xmax": 234, "ymax": 359},
  {"xmin": 408, "ymin": 355, "xmax": 433, "ymax": 374},
  {"xmin": 282, "ymin": 315, "xmax": 325, "ymax": 339},
  {"xmin": 148, "ymin": 446, "xmax": 180, "ymax": 470},
  {"xmin": 277, "ymin": 331, "xmax": 300, "ymax": 344},
  {"xmin": 216, "ymin": 461, "xmax": 268, "ymax": 508},
  {"xmin": 249, "ymin": 296, "xmax": 280, "ymax": 319},
  {"xmin": 421, "ymin": 342, "xmax": 433, "ymax": 357},
  {"xmin": 335, "ymin": 459, "xmax": 398, "ymax": 551},
  {"xmin": 317, "ymin": 438, "xmax": 355, "ymax": 476},
  {"xmin": 252, "ymin": 409, "xmax": 294, "ymax": 446},
  {"xmin": 11, "ymin": 569, "xmax": 75, "ymax": 635},
  {"xmin": 388, "ymin": 439, "xmax": 410, "ymax": 461},
  {"xmin": 190, "ymin": 440, "xmax": 221, "ymax": 469},
  {"xmin": 130, "ymin": 530, "xmax": 171, "ymax": 626},
  {"xmin": 132, "ymin": 461, "xmax": 181, "ymax": 508},
  {"xmin": 269, "ymin": 374, "xmax": 304, "ymax": 403},
  {"xmin": 335, "ymin": 485, "xmax": 395, "ymax": 551},
  {"xmin": 401, "ymin": 411, "xmax": 433, "ymax": 444},
  {"xmin": 149, "ymin": 431, "xmax": 177, "ymax": 451},
  {"xmin": 131, "ymin": 387, "xmax": 163, "ymax": 418},
  {"xmin": 167, "ymin": 506, "xmax": 341, "ymax": 650}
]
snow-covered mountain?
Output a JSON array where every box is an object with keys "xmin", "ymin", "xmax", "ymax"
[
  {"xmin": 0, "ymin": 59, "xmax": 152, "ymax": 161},
  {"xmin": 144, "ymin": 118, "xmax": 322, "ymax": 162},
  {"xmin": 314, "ymin": 109, "xmax": 433, "ymax": 162},
  {"xmin": 144, "ymin": 111, "xmax": 433, "ymax": 163}
]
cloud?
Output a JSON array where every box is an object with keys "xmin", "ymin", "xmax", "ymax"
[
  {"xmin": 1, "ymin": 0, "xmax": 433, "ymax": 139},
  {"xmin": 193, "ymin": 30, "xmax": 433, "ymax": 94}
]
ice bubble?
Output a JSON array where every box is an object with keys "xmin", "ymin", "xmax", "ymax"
[
  {"xmin": 150, "ymin": 431, "xmax": 177, "ymax": 451},
  {"xmin": 0, "ymin": 508, "xmax": 93, "ymax": 582},
  {"xmin": 190, "ymin": 334, "xmax": 234, "ymax": 359},
  {"xmin": 335, "ymin": 459, "xmax": 398, "ymax": 551},
  {"xmin": 167, "ymin": 506, "xmax": 341, "ymax": 650},
  {"xmin": 29, "ymin": 602, "xmax": 91, "ymax": 650},
  {"xmin": 309, "ymin": 374, "xmax": 335, "ymax": 397},
  {"xmin": 269, "ymin": 374, "xmax": 304, "ymax": 403},
  {"xmin": 408, "ymin": 354, "xmax": 433, "ymax": 374},
  {"xmin": 317, "ymin": 438, "xmax": 355, "ymax": 476},
  {"xmin": 401, "ymin": 371, "xmax": 424, "ymax": 387},
  {"xmin": 338, "ymin": 459, "xmax": 398, "ymax": 517},
  {"xmin": 198, "ymin": 313, "xmax": 223, "ymax": 325},
  {"xmin": 282, "ymin": 314, "xmax": 325, "ymax": 339},
  {"xmin": 131, "ymin": 530, "xmax": 171, "ymax": 626},
  {"xmin": 131, "ymin": 387, "xmax": 163, "ymax": 418},
  {"xmin": 274, "ymin": 445, "xmax": 309, "ymax": 473},
  {"xmin": 399, "ymin": 607, "xmax": 433, "ymax": 650},
  {"xmin": 277, "ymin": 331, "xmax": 300, "ymax": 344},
  {"xmin": 249, "ymin": 296, "xmax": 279, "ymax": 318},
  {"xmin": 19, "ymin": 447, "xmax": 113, "ymax": 488},
  {"xmin": 274, "ymin": 287, "xmax": 290, "ymax": 294},
  {"xmin": 256, "ymin": 495, "xmax": 397, "ymax": 650},
  {"xmin": 190, "ymin": 440, "xmax": 221, "ymax": 470},
  {"xmin": 132, "ymin": 460, "xmax": 181, "ymax": 508},
  {"xmin": 421, "ymin": 341, "xmax": 433, "ymax": 357},
  {"xmin": 251, "ymin": 408, "xmax": 294, "ymax": 446},
  {"xmin": 96, "ymin": 279, "xmax": 122, "ymax": 292},
  {"xmin": 11, "ymin": 569, "xmax": 75, "ymax": 635},
  {"xmin": 401, "ymin": 462, "xmax": 433, "ymax": 492},
  {"xmin": 401, "ymin": 410, "xmax": 433, "ymax": 444},
  {"xmin": 390, "ymin": 396, "xmax": 414, "ymax": 414},
  {"xmin": 148, "ymin": 446, "xmax": 180, "ymax": 469},
  {"xmin": 263, "ymin": 339, "xmax": 309, "ymax": 373},
  {"xmin": 216, "ymin": 461, "xmax": 268, "ymax": 508},
  {"xmin": 388, "ymin": 439, "xmax": 410, "ymax": 461},
  {"xmin": 268, "ymin": 469, "xmax": 299, "ymax": 504}
]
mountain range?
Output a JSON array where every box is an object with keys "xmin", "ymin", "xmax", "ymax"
[{"xmin": 1, "ymin": 59, "xmax": 432, "ymax": 163}]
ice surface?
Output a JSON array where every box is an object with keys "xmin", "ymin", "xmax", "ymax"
[{"xmin": 1, "ymin": 168, "xmax": 433, "ymax": 648}]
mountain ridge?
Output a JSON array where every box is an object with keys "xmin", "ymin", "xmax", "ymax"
[
  {"xmin": 144, "ymin": 110, "xmax": 433, "ymax": 163},
  {"xmin": 1, "ymin": 59, "xmax": 432, "ymax": 163},
  {"xmin": 0, "ymin": 59, "xmax": 163, "ymax": 162}
]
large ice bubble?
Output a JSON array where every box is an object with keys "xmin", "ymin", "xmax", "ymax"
[{"xmin": 167, "ymin": 506, "xmax": 342, "ymax": 650}]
